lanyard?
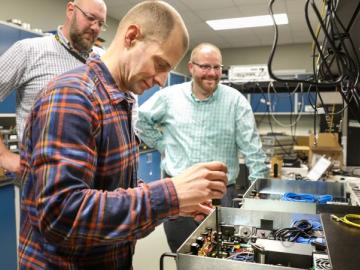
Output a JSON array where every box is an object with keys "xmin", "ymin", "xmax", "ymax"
[{"xmin": 54, "ymin": 34, "xmax": 87, "ymax": 64}]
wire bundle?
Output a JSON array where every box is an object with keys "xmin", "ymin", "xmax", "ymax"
[
  {"xmin": 274, "ymin": 219, "xmax": 319, "ymax": 242},
  {"xmin": 268, "ymin": 0, "xmax": 360, "ymax": 123},
  {"xmin": 292, "ymin": 219, "xmax": 323, "ymax": 244},
  {"xmin": 281, "ymin": 192, "xmax": 333, "ymax": 204}
]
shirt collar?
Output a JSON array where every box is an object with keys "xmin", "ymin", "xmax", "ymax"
[
  {"xmin": 57, "ymin": 25, "xmax": 92, "ymax": 60},
  {"xmin": 89, "ymin": 55, "xmax": 135, "ymax": 106}
]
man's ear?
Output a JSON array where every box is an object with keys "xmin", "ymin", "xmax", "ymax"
[
  {"xmin": 124, "ymin": 24, "xmax": 141, "ymax": 48},
  {"xmin": 188, "ymin": 61, "xmax": 193, "ymax": 73},
  {"xmin": 65, "ymin": 1, "xmax": 75, "ymax": 21}
]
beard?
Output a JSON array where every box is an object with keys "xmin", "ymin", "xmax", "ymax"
[
  {"xmin": 69, "ymin": 16, "xmax": 95, "ymax": 53},
  {"xmin": 193, "ymin": 75, "xmax": 219, "ymax": 94}
]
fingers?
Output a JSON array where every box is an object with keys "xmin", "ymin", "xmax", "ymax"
[
  {"xmin": 195, "ymin": 202, "xmax": 213, "ymax": 215},
  {"xmin": 207, "ymin": 179, "xmax": 227, "ymax": 195},
  {"xmin": 202, "ymin": 161, "xmax": 228, "ymax": 174},
  {"xmin": 179, "ymin": 203, "xmax": 213, "ymax": 218},
  {"xmin": 204, "ymin": 170, "xmax": 228, "ymax": 183},
  {"xmin": 172, "ymin": 161, "xmax": 228, "ymax": 211},
  {"xmin": 193, "ymin": 214, "xmax": 206, "ymax": 223}
]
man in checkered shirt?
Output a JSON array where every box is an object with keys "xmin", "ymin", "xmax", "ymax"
[{"xmin": 0, "ymin": 0, "xmax": 107, "ymax": 173}]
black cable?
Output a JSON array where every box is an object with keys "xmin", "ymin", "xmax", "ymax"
[
  {"xmin": 269, "ymin": 0, "xmax": 360, "ymax": 96},
  {"xmin": 329, "ymin": 2, "xmax": 360, "ymax": 86},
  {"xmin": 266, "ymin": 0, "xmax": 360, "ymax": 129},
  {"xmin": 256, "ymin": 83, "xmax": 293, "ymax": 156},
  {"xmin": 273, "ymin": 220, "xmax": 313, "ymax": 242},
  {"xmin": 267, "ymin": 0, "xmax": 314, "ymax": 84},
  {"xmin": 307, "ymin": 0, "xmax": 343, "ymax": 84}
]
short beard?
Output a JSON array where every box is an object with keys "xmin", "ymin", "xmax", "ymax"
[
  {"xmin": 195, "ymin": 75, "xmax": 219, "ymax": 92},
  {"xmin": 69, "ymin": 15, "xmax": 93, "ymax": 53}
]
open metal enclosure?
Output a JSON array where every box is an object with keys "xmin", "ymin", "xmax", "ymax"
[
  {"xmin": 241, "ymin": 179, "xmax": 348, "ymax": 214},
  {"xmin": 176, "ymin": 208, "xmax": 320, "ymax": 270}
]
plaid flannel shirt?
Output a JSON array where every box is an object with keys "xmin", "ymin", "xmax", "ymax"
[{"xmin": 18, "ymin": 57, "xmax": 179, "ymax": 269}]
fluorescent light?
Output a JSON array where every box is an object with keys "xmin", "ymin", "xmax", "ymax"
[{"xmin": 206, "ymin": 13, "xmax": 288, "ymax": 30}]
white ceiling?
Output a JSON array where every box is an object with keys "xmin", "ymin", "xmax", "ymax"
[{"xmin": 105, "ymin": 0, "xmax": 321, "ymax": 49}]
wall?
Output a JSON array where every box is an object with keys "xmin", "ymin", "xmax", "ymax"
[
  {"xmin": 222, "ymin": 43, "xmax": 313, "ymax": 71},
  {"xmin": 0, "ymin": 1, "xmax": 313, "ymax": 75},
  {"xmin": 176, "ymin": 43, "xmax": 313, "ymax": 75}
]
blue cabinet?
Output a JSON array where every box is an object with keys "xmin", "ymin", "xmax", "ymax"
[
  {"xmin": 251, "ymin": 93, "xmax": 295, "ymax": 113},
  {"xmin": 0, "ymin": 91, "xmax": 16, "ymax": 113},
  {"xmin": 269, "ymin": 92, "xmax": 295, "ymax": 112},
  {"xmin": 0, "ymin": 181, "xmax": 17, "ymax": 270},
  {"xmin": 250, "ymin": 93, "xmax": 269, "ymax": 113},
  {"xmin": 169, "ymin": 72, "xmax": 187, "ymax": 85},
  {"xmin": 297, "ymin": 92, "xmax": 316, "ymax": 112},
  {"xmin": 138, "ymin": 85, "xmax": 160, "ymax": 106},
  {"xmin": 138, "ymin": 150, "xmax": 161, "ymax": 183}
]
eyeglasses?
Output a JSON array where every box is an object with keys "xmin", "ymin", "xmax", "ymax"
[
  {"xmin": 74, "ymin": 4, "xmax": 108, "ymax": 32},
  {"xmin": 192, "ymin": 62, "xmax": 223, "ymax": 72}
]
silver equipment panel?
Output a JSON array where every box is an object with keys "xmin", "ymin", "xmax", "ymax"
[
  {"xmin": 176, "ymin": 207, "xmax": 320, "ymax": 270},
  {"xmin": 241, "ymin": 179, "xmax": 347, "ymax": 214}
]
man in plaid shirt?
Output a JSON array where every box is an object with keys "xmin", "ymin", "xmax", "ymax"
[{"xmin": 18, "ymin": 1, "xmax": 228, "ymax": 269}]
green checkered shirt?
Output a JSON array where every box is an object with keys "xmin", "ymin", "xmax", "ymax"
[{"xmin": 137, "ymin": 82, "xmax": 268, "ymax": 184}]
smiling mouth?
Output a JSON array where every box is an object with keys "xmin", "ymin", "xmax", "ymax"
[
  {"xmin": 204, "ymin": 79, "xmax": 216, "ymax": 83},
  {"xmin": 83, "ymin": 32, "xmax": 94, "ymax": 40}
]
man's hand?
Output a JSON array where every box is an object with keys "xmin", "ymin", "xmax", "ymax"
[
  {"xmin": 0, "ymin": 138, "xmax": 20, "ymax": 173},
  {"xmin": 171, "ymin": 161, "xmax": 227, "ymax": 217},
  {"xmin": 179, "ymin": 200, "xmax": 214, "ymax": 222}
]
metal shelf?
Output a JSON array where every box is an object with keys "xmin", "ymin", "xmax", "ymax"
[
  {"xmin": 0, "ymin": 114, "xmax": 16, "ymax": 118},
  {"xmin": 254, "ymin": 112, "xmax": 321, "ymax": 116}
]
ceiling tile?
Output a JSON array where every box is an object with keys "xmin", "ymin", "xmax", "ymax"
[
  {"xmin": 196, "ymin": 8, "xmax": 242, "ymax": 21},
  {"xmin": 179, "ymin": 0, "xmax": 235, "ymax": 10},
  {"xmin": 104, "ymin": 0, "xmax": 323, "ymax": 49}
]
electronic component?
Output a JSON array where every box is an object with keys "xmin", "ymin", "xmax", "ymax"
[
  {"xmin": 313, "ymin": 253, "xmax": 332, "ymax": 270},
  {"xmin": 254, "ymin": 239, "xmax": 314, "ymax": 268},
  {"xmin": 190, "ymin": 243, "xmax": 200, "ymax": 255},
  {"xmin": 261, "ymin": 135, "xmax": 294, "ymax": 146},
  {"xmin": 177, "ymin": 207, "xmax": 329, "ymax": 270},
  {"xmin": 228, "ymin": 65, "xmax": 270, "ymax": 82},
  {"xmin": 242, "ymin": 178, "xmax": 349, "ymax": 214}
]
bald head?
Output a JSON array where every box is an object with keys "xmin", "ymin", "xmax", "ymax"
[
  {"xmin": 117, "ymin": 0, "xmax": 189, "ymax": 52},
  {"xmin": 102, "ymin": 1, "xmax": 189, "ymax": 95},
  {"xmin": 190, "ymin": 43, "xmax": 222, "ymax": 63},
  {"xmin": 73, "ymin": 0, "xmax": 106, "ymax": 10}
]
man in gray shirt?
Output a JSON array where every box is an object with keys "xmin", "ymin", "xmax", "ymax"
[{"xmin": 0, "ymin": 0, "xmax": 107, "ymax": 173}]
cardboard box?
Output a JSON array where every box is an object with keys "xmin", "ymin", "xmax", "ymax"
[{"xmin": 308, "ymin": 133, "xmax": 343, "ymax": 168}]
